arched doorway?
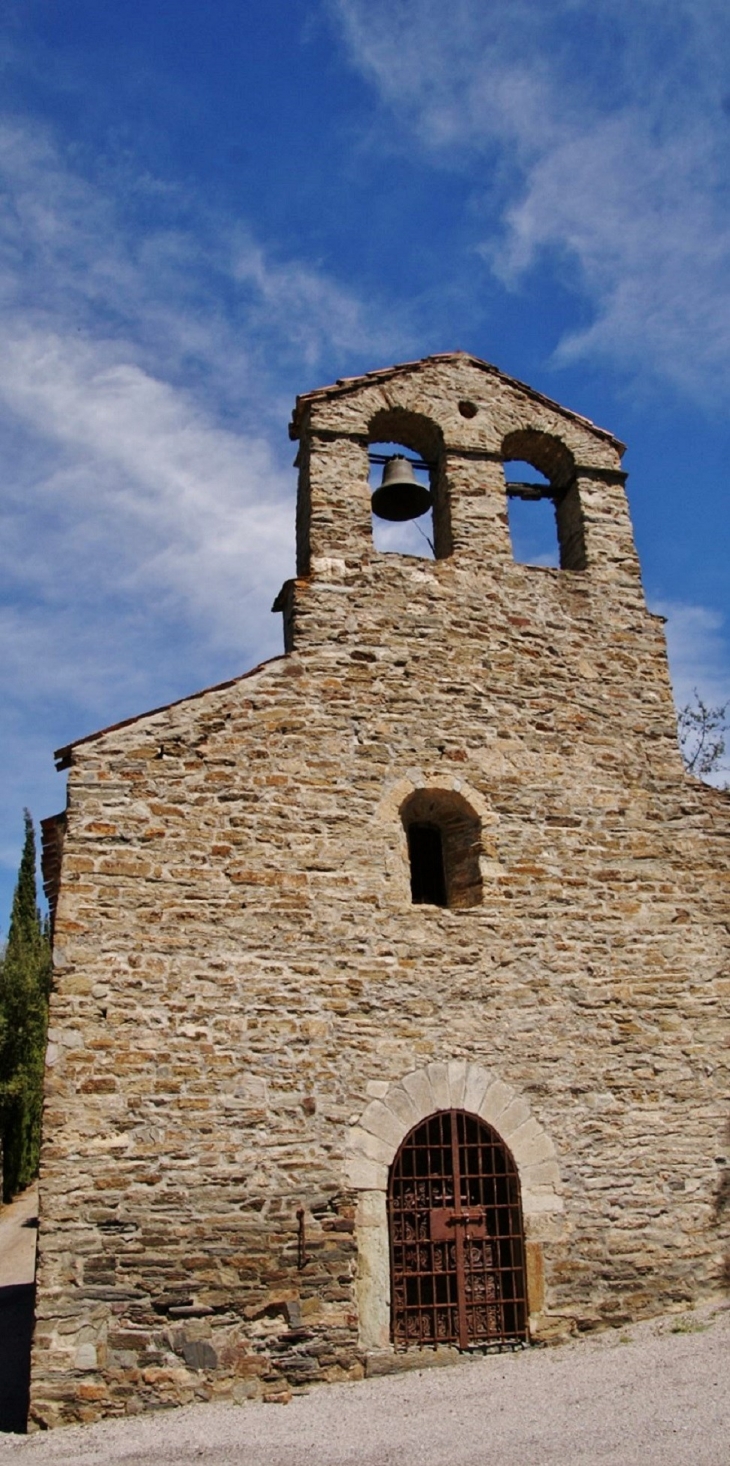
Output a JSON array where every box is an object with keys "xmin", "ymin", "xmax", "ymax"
[{"xmin": 388, "ymin": 1110, "xmax": 527, "ymax": 1350}]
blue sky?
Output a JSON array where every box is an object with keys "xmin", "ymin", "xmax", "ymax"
[{"xmin": 1, "ymin": 0, "xmax": 729, "ymax": 927}]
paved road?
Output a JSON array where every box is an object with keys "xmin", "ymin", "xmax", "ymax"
[
  {"xmin": 0, "ymin": 1303, "xmax": 727, "ymax": 1464},
  {"xmin": 0, "ymin": 1190, "xmax": 36, "ymax": 1292}
]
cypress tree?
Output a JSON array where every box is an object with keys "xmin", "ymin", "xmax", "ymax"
[{"xmin": 0, "ymin": 812, "xmax": 52, "ymax": 1202}]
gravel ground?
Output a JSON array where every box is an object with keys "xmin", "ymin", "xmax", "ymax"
[{"xmin": 2, "ymin": 1304, "xmax": 728, "ymax": 1466}]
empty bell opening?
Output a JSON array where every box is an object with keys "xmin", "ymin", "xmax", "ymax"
[{"xmin": 371, "ymin": 455, "xmax": 433, "ymax": 522}]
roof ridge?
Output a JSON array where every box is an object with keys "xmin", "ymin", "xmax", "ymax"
[{"xmin": 289, "ymin": 351, "xmax": 625, "ymax": 452}]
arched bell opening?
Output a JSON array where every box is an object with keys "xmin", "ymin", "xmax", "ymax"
[
  {"xmin": 369, "ymin": 443, "xmax": 435, "ymax": 559},
  {"xmin": 368, "ymin": 407, "xmax": 451, "ymax": 561},
  {"xmin": 388, "ymin": 1110, "xmax": 528, "ymax": 1350},
  {"xmin": 502, "ymin": 428, "xmax": 585, "ymax": 572}
]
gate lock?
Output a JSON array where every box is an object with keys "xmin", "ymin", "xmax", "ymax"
[{"xmin": 429, "ymin": 1207, "xmax": 488, "ymax": 1242}]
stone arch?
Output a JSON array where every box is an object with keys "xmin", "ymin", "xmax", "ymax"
[
  {"xmin": 368, "ymin": 405, "xmax": 444, "ymax": 468},
  {"xmin": 502, "ymin": 428, "xmax": 575, "ymax": 491},
  {"xmin": 376, "ymin": 774, "xmax": 494, "ymax": 827},
  {"xmin": 346, "ymin": 1060, "xmax": 564, "ymax": 1351},
  {"xmin": 374, "ymin": 776, "xmax": 501, "ymax": 908},
  {"xmin": 501, "ymin": 427, "xmax": 585, "ymax": 572}
]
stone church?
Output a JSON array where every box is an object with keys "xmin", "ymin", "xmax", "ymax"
[{"xmin": 32, "ymin": 353, "xmax": 728, "ymax": 1426}]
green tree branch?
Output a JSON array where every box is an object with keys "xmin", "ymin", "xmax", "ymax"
[{"xmin": 0, "ymin": 811, "xmax": 52, "ymax": 1202}]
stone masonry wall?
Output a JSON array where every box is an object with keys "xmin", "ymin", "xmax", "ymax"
[{"xmin": 31, "ymin": 356, "xmax": 729, "ymax": 1426}]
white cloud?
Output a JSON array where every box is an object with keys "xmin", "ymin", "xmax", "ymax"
[
  {"xmin": 494, "ymin": 113, "xmax": 730, "ymax": 394},
  {"xmin": 0, "ymin": 330, "xmax": 294, "ymax": 654},
  {"xmin": 0, "ymin": 116, "xmax": 399, "ymax": 416},
  {"xmin": 232, "ymin": 234, "xmax": 391, "ymax": 365},
  {"xmin": 654, "ymin": 600, "xmax": 730, "ymax": 711},
  {"xmin": 331, "ymin": 0, "xmax": 730, "ymax": 397}
]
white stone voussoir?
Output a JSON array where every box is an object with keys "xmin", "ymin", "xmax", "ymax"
[{"xmin": 347, "ymin": 1061, "xmax": 563, "ymax": 1225}]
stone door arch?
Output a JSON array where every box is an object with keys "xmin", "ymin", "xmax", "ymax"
[
  {"xmin": 389, "ymin": 1109, "xmax": 528, "ymax": 1349},
  {"xmin": 346, "ymin": 1061, "xmax": 564, "ymax": 1352}
]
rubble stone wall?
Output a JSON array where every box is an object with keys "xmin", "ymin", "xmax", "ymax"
[{"xmin": 31, "ymin": 357, "xmax": 729, "ymax": 1426}]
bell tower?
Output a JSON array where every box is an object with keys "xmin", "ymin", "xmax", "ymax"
[
  {"xmin": 275, "ymin": 351, "xmax": 658, "ymax": 670},
  {"xmin": 273, "ymin": 349, "xmax": 684, "ymax": 785}
]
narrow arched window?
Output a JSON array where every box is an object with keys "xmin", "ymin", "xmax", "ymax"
[{"xmin": 401, "ymin": 790, "xmax": 482, "ymax": 909}]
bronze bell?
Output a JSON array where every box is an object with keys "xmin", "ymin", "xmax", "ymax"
[{"xmin": 371, "ymin": 456, "xmax": 433, "ymax": 522}]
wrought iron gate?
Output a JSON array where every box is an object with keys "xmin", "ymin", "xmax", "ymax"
[{"xmin": 388, "ymin": 1109, "xmax": 528, "ymax": 1349}]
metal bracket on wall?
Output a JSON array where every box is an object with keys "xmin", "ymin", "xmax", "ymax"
[
  {"xmin": 296, "ymin": 1207, "xmax": 310, "ymax": 1270},
  {"xmin": 505, "ymin": 482, "xmax": 554, "ymax": 501},
  {"xmin": 368, "ymin": 451, "xmax": 433, "ymax": 472}
]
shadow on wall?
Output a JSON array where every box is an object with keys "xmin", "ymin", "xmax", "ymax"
[
  {"xmin": 0, "ymin": 1282, "xmax": 34, "ymax": 1432},
  {"xmin": 714, "ymin": 1119, "xmax": 730, "ymax": 1293}
]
